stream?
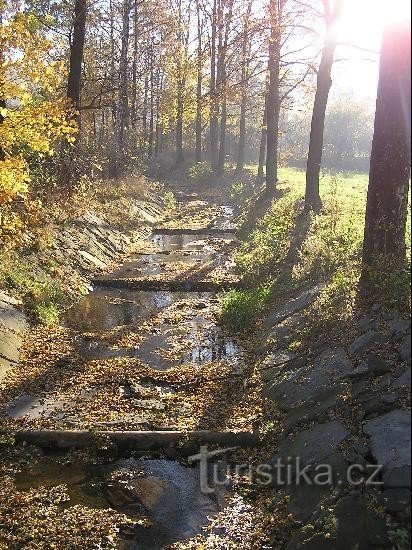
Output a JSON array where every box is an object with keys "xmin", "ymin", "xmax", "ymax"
[{"xmin": 9, "ymin": 196, "xmax": 241, "ymax": 548}]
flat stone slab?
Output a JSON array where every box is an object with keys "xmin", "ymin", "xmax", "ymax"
[
  {"xmin": 363, "ymin": 409, "xmax": 411, "ymax": 471},
  {"xmin": 399, "ymin": 335, "xmax": 411, "ymax": 365},
  {"xmin": 348, "ymin": 330, "xmax": 381, "ymax": 356},
  {"xmin": 283, "ymin": 384, "xmax": 345, "ymax": 431},
  {"xmin": 392, "ymin": 368, "xmax": 411, "ymax": 388},
  {"xmin": 264, "ymin": 348, "xmax": 353, "ymax": 409},
  {"xmin": 277, "ymin": 420, "xmax": 350, "ymax": 468},
  {"xmin": 264, "ymin": 285, "xmax": 323, "ymax": 327}
]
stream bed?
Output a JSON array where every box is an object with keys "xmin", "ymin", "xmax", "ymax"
[{"xmin": 7, "ymin": 202, "xmax": 241, "ymax": 548}]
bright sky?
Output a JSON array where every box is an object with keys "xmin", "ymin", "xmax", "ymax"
[{"xmin": 333, "ymin": 0, "xmax": 411, "ymax": 100}]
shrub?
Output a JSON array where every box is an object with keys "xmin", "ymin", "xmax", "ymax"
[{"xmin": 220, "ymin": 284, "xmax": 272, "ymax": 332}]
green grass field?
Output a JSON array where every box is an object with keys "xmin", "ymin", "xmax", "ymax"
[{"xmin": 221, "ymin": 167, "xmax": 411, "ymax": 333}]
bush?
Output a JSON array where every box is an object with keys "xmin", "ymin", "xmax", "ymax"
[
  {"xmin": 186, "ymin": 162, "xmax": 213, "ymax": 183},
  {"xmin": 220, "ymin": 284, "xmax": 272, "ymax": 332}
]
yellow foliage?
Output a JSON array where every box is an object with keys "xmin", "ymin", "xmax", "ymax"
[
  {"xmin": 0, "ymin": 157, "xmax": 29, "ymax": 204},
  {"xmin": 0, "ymin": 7, "xmax": 77, "ymax": 246}
]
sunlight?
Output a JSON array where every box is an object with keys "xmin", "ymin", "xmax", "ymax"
[{"xmin": 338, "ymin": 0, "xmax": 411, "ymax": 49}]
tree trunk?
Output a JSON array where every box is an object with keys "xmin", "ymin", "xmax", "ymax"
[
  {"xmin": 149, "ymin": 43, "xmax": 155, "ymax": 158},
  {"xmin": 142, "ymin": 73, "xmax": 149, "ymax": 151},
  {"xmin": 257, "ymin": 89, "xmax": 268, "ymax": 182},
  {"xmin": 15, "ymin": 430, "xmax": 260, "ymax": 451},
  {"xmin": 195, "ymin": 0, "xmax": 203, "ymax": 162},
  {"xmin": 209, "ymin": 0, "xmax": 219, "ymax": 171},
  {"xmin": 116, "ymin": 0, "xmax": 132, "ymax": 162},
  {"xmin": 62, "ymin": 0, "xmax": 87, "ymax": 186},
  {"xmin": 361, "ymin": 23, "xmax": 411, "ymax": 277},
  {"xmin": 217, "ymin": 0, "xmax": 234, "ymax": 174},
  {"xmin": 175, "ymin": 84, "xmax": 184, "ymax": 165},
  {"xmin": 67, "ymin": 0, "xmax": 87, "ymax": 119},
  {"xmin": 265, "ymin": 0, "xmax": 281, "ymax": 195},
  {"xmin": 0, "ymin": 10, "xmax": 5, "ymax": 162},
  {"xmin": 130, "ymin": 0, "xmax": 139, "ymax": 130},
  {"xmin": 235, "ymin": 0, "xmax": 253, "ymax": 174},
  {"xmin": 304, "ymin": 0, "xmax": 343, "ymax": 211}
]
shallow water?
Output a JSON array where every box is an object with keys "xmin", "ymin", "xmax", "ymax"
[
  {"xmin": 15, "ymin": 457, "xmax": 227, "ymax": 549},
  {"xmin": 12, "ymin": 220, "xmax": 238, "ymax": 546}
]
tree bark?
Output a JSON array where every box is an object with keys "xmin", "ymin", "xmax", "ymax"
[
  {"xmin": 15, "ymin": 430, "xmax": 260, "ymax": 451},
  {"xmin": 67, "ymin": 0, "xmax": 87, "ymax": 119},
  {"xmin": 217, "ymin": 0, "xmax": 234, "ymax": 174},
  {"xmin": 265, "ymin": 0, "xmax": 281, "ymax": 195},
  {"xmin": 195, "ymin": 0, "xmax": 203, "ymax": 162},
  {"xmin": 235, "ymin": 0, "xmax": 253, "ymax": 174},
  {"xmin": 304, "ymin": 0, "xmax": 343, "ymax": 211},
  {"xmin": 257, "ymin": 88, "xmax": 268, "ymax": 182},
  {"xmin": 361, "ymin": 23, "xmax": 411, "ymax": 275},
  {"xmin": 116, "ymin": 0, "xmax": 132, "ymax": 161},
  {"xmin": 130, "ymin": 0, "xmax": 139, "ymax": 130},
  {"xmin": 209, "ymin": 0, "xmax": 219, "ymax": 171},
  {"xmin": 0, "ymin": 10, "xmax": 6, "ymax": 162}
]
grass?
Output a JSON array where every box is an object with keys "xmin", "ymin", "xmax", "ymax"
[
  {"xmin": 221, "ymin": 166, "xmax": 411, "ymax": 333},
  {"xmin": 1, "ymin": 265, "xmax": 67, "ymax": 325}
]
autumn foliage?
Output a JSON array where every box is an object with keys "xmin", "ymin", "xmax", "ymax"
[{"xmin": 0, "ymin": 7, "xmax": 76, "ymax": 247}]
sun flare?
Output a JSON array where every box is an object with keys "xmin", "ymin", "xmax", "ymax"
[{"xmin": 338, "ymin": 0, "xmax": 411, "ymax": 48}]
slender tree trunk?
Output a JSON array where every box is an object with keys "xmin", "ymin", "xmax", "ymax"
[
  {"xmin": 304, "ymin": 0, "xmax": 343, "ymax": 211},
  {"xmin": 257, "ymin": 89, "xmax": 268, "ymax": 182},
  {"xmin": 265, "ymin": 0, "xmax": 281, "ymax": 195},
  {"xmin": 235, "ymin": 0, "xmax": 253, "ymax": 174},
  {"xmin": 0, "ymin": 10, "xmax": 6, "ymax": 162},
  {"xmin": 67, "ymin": 0, "xmax": 87, "ymax": 119},
  {"xmin": 148, "ymin": 44, "xmax": 155, "ymax": 158},
  {"xmin": 217, "ymin": 0, "xmax": 234, "ymax": 174},
  {"xmin": 175, "ymin": 83, "xmax": 184, "ymax": 164},
  {"xmin": 117, "ymin": 0, "xmax": 132, "ymax": 162},
  {"xmin": 195, "ymin": 0, "xmax": 203, "ymax": 162},
  {"xmin": 209, "ymin": 0, "xmax": 219, "ymax": 171},
  {"xmin": 361, "ymin": 23, "xmax": 411, "ymax": 278},
  {"xmin": 142, "ymin": 73, "xmax": 149, "ymax": 150},
  {"xmin": 130, "ymin": 0, "xmax": 139, "ymax": 129}
]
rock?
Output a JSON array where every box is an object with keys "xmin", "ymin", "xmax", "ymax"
[
  {"xmin": 383, "ymin": 466, "xmax": 412, "ymax": 489},
  {"xmin": 388, "ymin": 319, "xmax": 411, "ymax": 338},
  {"xmin": 276, "ymin": 421, "xmax": 350, "ymax": 474},
  {"xmin": 348, "ymin": 331, "xmax": 380, "ymax": 356},
  {"xmin": 378, "ymin": 488, "xmax": 411, "ymax": 513},
  {"xmin": 264, "ymin": 348, "xmax": 352, "ymax": 410},
  {"xmin": 347, "ymin": 362, "xmax": 369, "ymax": 378},
  {"xmin": 286, "ymin": 453, "xmax": 348, "ymax": 522},
  {"xmin": 332, "ymin": 494, "xmax": 389, "ymax": 549},
  {"xmin": 283, "ymin": 384, "xmax": 345, "ymax": 431},
  {"xmin": 357, "ymin": 316, "xmax": 375, "ymax": 330},
  {"xmin": 392, "ymin": 368, "xmax": 411, "ymax": 388},
  {"xmin": 287, "ymin": 530, "xmax": 331, "ymax": 550},
  {"xmin": 382, "ymin": 393, "xmax": 398, "ymax": 405},
  {"xmin": 399, "ymin": 335, "xmax": 411, "ymax": 365},
  {"xmin": 264, "ymin": 285, "xmax": 323, "ymax": 327},
  {"xmin": 363, "ymin": 409, "xmax": 411, "ymax": 471},
  {"xmin": 364, "ymin": 354, "xmax": 391, "ymax": 375}
]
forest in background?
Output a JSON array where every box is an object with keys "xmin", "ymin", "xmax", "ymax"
[{"xmin": 0, "ymin": 0, "xmax": 410, "ymax": 302}]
